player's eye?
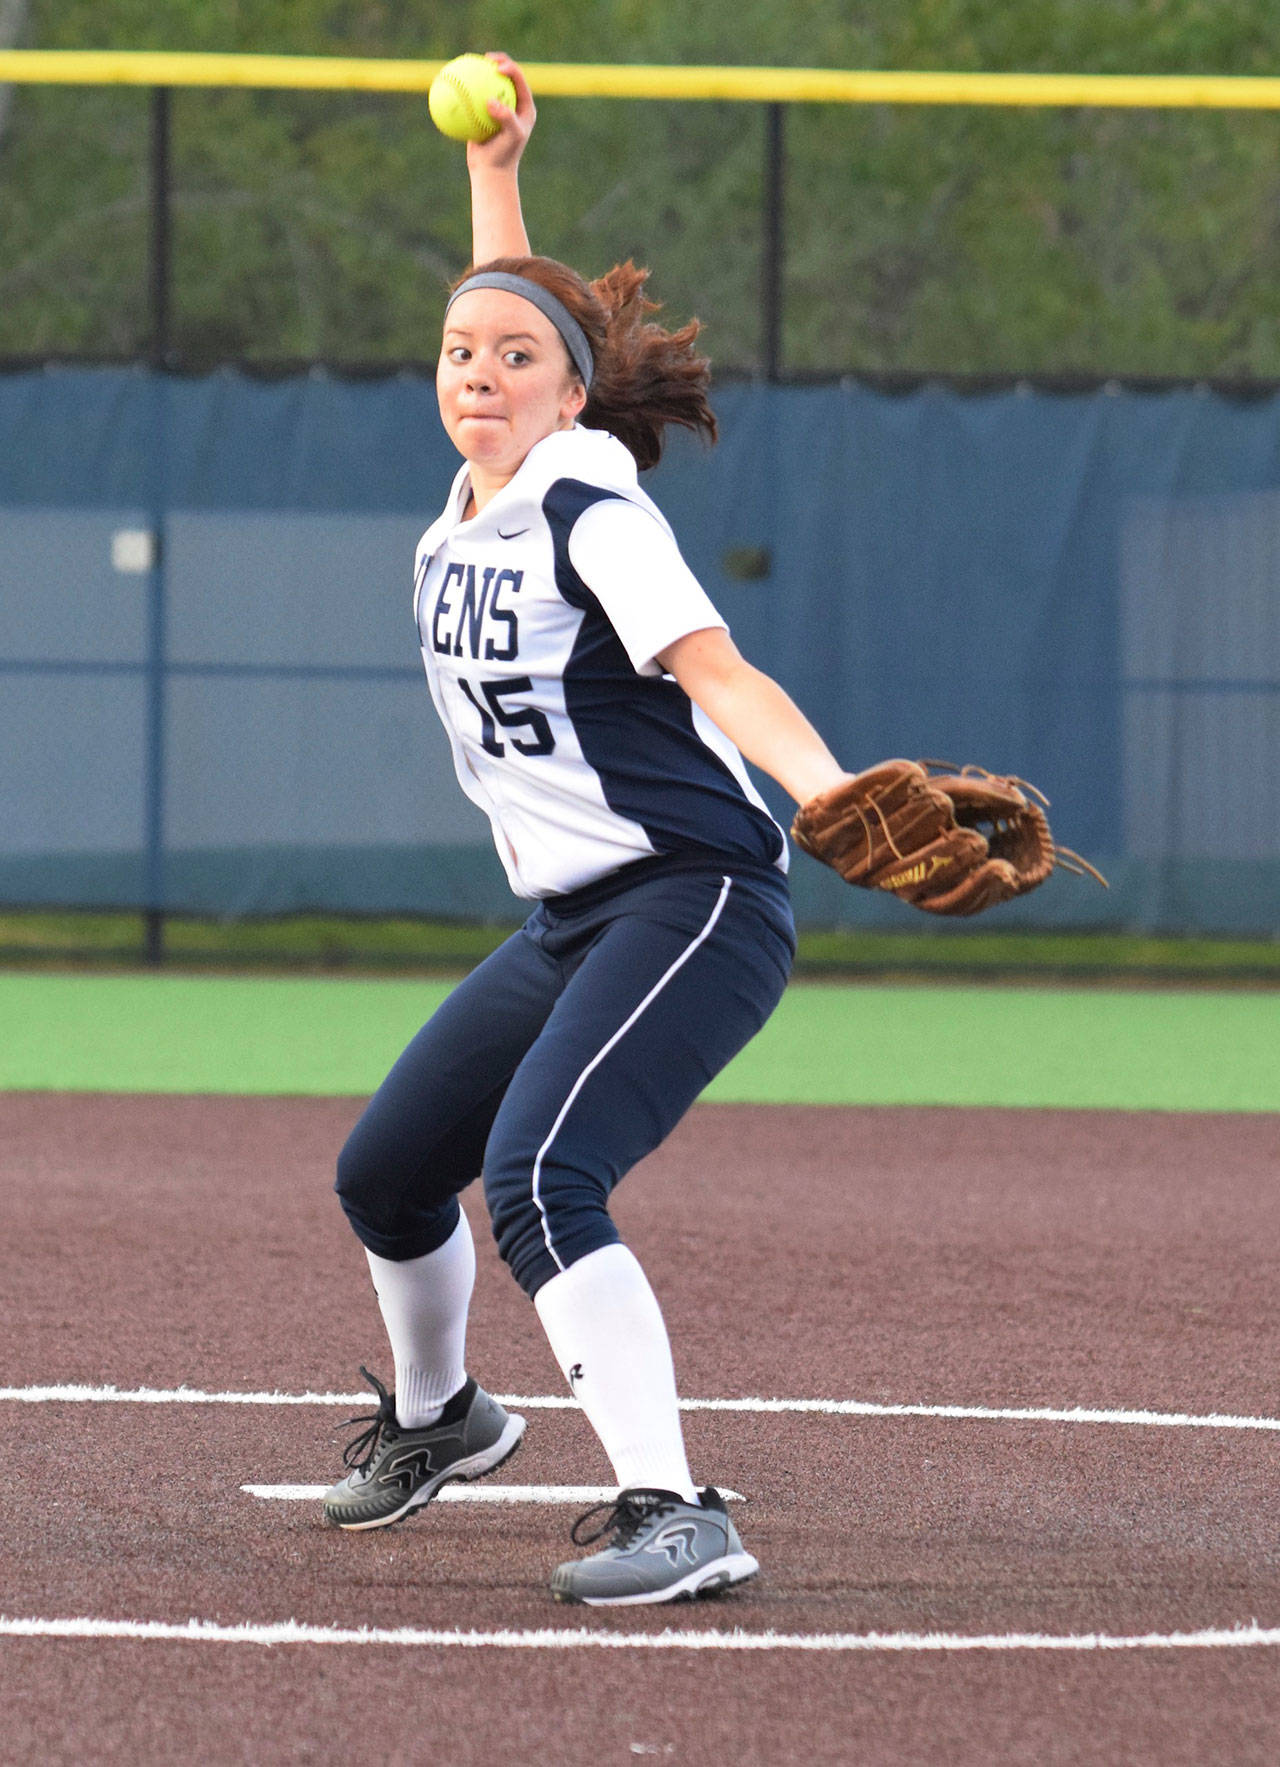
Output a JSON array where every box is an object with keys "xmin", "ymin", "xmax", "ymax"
[
  {"xmin": 503, "ymin": 349, "xmax": 530, "ymax": 367},
  {"xmin": 446, "ymin": 346, "xmax": 471, "ymax": 363}
]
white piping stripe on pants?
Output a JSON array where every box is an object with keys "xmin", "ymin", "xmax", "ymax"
[{"xmin": 529, "ymin": 873, "xmax": 734, "ymax": 1272}]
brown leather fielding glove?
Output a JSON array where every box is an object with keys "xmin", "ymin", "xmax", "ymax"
[{"xmin": 790, "ymin": 759, "xmax": 1107, "ymax": 917}]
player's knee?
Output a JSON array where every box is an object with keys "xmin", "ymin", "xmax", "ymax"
[
  {"xmin": 334, "ymin": 1129, "xmax": 381, "ymax": 1237},
  {"xmin": 335, "ymin": 1136, "xmax": 462, "ymax": 1262},
  {"xmin": 483, "ymin": 1148, "xmax": 615, "ymax": 1300},
  {"xmin": 480, "ymin": 1155, "xmax": 529, "ymax": 1278},
  {"xmin": 334, "ymin": 1124, "xmax": 415, "ymax": 1249}
]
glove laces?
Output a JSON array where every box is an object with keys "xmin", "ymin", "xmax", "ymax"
[{"xmin": 920, "ymin": 759, "xmax": 1109, "ymax": 888}]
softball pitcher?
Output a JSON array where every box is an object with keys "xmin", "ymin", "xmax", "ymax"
[{"xmin": 324, "ymin": 54, "xmax": 852, "ymax": 1605}]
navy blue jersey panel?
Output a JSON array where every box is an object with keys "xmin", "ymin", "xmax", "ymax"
[
  {"xmin": 543, "ymin": 479, "xmax": 785, "ymax": 867},
  {"xmin": 542, "ymin": 477, "xmax": 623, "ymax": 612}
]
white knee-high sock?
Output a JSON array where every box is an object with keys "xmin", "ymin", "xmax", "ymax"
[
  {"xmin": 365, "ymin": 1212, "xmax": 475, "ymax": 1428},
  {"xmin": 534, "ymin": 1243, "xmax": 697, "ymax": 1502}
]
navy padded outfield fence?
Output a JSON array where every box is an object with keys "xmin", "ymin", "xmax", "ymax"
[{"xmin": 1, "ymin": 365, "xmax": 1277, "ymax": 934}]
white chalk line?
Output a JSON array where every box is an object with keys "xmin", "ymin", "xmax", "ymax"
[
  {"xmin": 3, "ymin": 1615, "xmax": 1280, "ymax": 1654},
  {"xmin": 5, "ymin": 1384, "xmax": 1280, "ymax": 1433},
  {"xmin": 242, "ymin": 1484, "xmax": 743, "ymax": 1504}
]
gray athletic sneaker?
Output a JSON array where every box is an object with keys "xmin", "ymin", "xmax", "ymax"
[
  {"xmin": 550, "ymin": 1486, "xmax": 758, "ymax": 1606},
  {"xmin": 323, "ymin": 1366, "xmax": 525, "ymax": 1530}
]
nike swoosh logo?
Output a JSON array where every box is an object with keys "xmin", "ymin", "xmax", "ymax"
[{"xmin": 497, "ymin": 528, "xmax": 529, "ymax": 540}]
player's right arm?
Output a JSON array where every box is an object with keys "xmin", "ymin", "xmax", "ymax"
[{"xmin": 467, "ymin": 53, "xmax": 536, "ymax": 261}]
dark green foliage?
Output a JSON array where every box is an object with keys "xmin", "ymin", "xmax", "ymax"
[
  {"xmin": 2, "ymin": 907, "xmax": 1278, "ymax": 978},
  {"xmin": 3, "ymin": 0, "xmax": 1280, "ymax": 373}
]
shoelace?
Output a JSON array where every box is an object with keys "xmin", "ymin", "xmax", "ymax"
[
  {"xmin": 336, "ymin": 1365, "xmax": 397, "ymax": 1473},
  {"xmin": 568, "ymin": 1488, "xmax": 682, "ymax": 1550}
]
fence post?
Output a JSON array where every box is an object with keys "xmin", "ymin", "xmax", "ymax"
[
  {"xmin": 761, "ymin": 101, "xmax": 786, "ymax": 380},
  {"xmin": 143, "ymin": 84, "xmax": 171, "ymax": 965},
  {"xmin": 149, "ymin": 86, "xmax": 171, "ymax": 363}
]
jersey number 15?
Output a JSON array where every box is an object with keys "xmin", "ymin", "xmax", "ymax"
[{"xmin": 457, "ymin": 675, "xmax": 555, "ymax": 758}]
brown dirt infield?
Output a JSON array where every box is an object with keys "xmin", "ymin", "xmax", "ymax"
[{"xmin": 3, "ymin": 1094, "xmax": 1280, "ymax": 1765}]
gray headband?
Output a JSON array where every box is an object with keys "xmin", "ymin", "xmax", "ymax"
[{"xmin": 446, "ymin": 271, "xmax": 595, "ymax": 390}]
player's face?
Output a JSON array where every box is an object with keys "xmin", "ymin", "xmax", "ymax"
[{"xmin": 437, "ymin": 289, "xmax": 586, "ymax": 490}]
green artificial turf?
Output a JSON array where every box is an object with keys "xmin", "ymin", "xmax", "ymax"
[{"xmin": 2, "ymin": 972, "xmax": 1275, "ymax": 1112}]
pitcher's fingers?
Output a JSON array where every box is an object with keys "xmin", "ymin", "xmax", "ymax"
[{"xmin": 486, "ymin": 51, "xmax": 536, "ymax": 125}]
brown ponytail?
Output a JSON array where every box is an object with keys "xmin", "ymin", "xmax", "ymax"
[{"xmin": 451, "ymin": 255, "xmax": 718, "ymax": 471}]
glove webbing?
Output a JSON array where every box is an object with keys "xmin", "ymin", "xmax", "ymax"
[{"xmin": 919, "ymin": 761, "xmax": 1109, "ymax": 890}]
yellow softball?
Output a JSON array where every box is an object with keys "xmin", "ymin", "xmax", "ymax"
[{"xmin": 428, "ymin": 54, "xmax": 517, "ymax": 143}]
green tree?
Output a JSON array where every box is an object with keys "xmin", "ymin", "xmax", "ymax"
[{"xmin": 3, "ymin": 0, "xmax": 1280, "ymax": 375}]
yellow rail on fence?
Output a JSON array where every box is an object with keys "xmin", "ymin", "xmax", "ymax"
[{"xmin": 3, "ymin": 50, "xmax": 1280, "ymax": 109}]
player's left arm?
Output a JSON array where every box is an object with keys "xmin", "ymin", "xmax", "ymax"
[
  {"xmin": 466, "ymin": 52, "xmax": 536, "ymax": 262},
  {"xmin": 657, "ymin": 626, "xmax": 853, "ymax": 806}
]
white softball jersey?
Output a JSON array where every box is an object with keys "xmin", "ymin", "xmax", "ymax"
[{"xmin": 413, "ymin": 425, "xmax": 787, "ymax": 899}]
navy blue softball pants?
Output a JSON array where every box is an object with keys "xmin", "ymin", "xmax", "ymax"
[{"xmin": 335, "ymin": 861, "xmax": 795, "ymax": 1299}]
